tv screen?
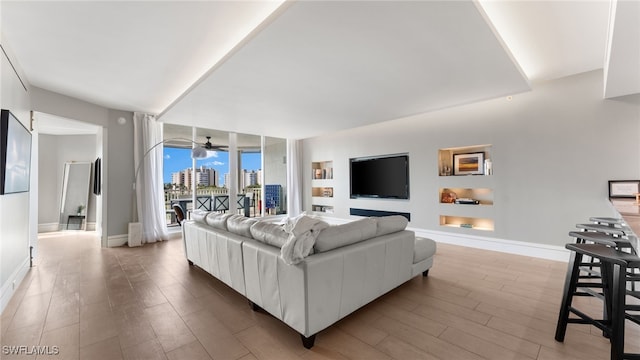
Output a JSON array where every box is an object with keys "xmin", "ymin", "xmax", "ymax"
[
  {"xmin": 1, "ymin": 109, "xmax": 32, "ymax": 195},
  {"xmin": 350, "ymin": 154, "xmax": 409, "ymax": 199}
]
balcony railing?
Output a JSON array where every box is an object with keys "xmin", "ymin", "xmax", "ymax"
[{"xmin": 165, "ymin": 187, "xmax": 263, "ymax": 226}]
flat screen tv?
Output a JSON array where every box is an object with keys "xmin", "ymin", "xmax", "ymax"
[
  {"xmin": 1, "ymin": 109, "xmax": 32, "ymax": 195},
  {"xmin": 350, "ymin": 154, "xmax": 409, "ymax": 199}
]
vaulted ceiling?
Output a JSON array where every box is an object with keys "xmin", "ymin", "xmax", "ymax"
[{"xmin": 2, "ymin": 1, "xmax": 638, "ymax": 139}]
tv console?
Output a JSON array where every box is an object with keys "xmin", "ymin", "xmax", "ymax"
[{"xmin": 350, "ymin": 208, "xmax": 411, "ymax": 221}]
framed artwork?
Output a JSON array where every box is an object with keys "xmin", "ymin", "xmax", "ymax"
[
  {"xmin": 453, "ymin": 152, "xmax": 484, "ymax": 175},
  {"xmin": 608, "ymin": 180, "xmax": 640, "ymax": 198}
]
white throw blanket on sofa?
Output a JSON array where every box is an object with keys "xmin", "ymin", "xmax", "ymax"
[{"xmin": 281, "ymin": 215, "xmax": 329, "ymax": 265}]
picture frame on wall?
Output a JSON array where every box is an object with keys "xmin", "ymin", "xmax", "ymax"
[
  {"xmin": 608, "ymin": 180, "xmax": 640, "ymax": 198},
  {"xmin": 453, "ymin": 152, "xmax": 484, "ymax": 175}
]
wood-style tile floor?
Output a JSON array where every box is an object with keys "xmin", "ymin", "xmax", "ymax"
[{"xmin": 1, "ymin": 231, "xmax": 638, "ymax": 359}]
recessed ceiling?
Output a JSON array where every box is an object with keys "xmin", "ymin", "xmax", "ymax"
[
  {"xmin": 478, "ymin": 0, "xmax": 610, "ymax": 82},
  {"xmin": 1, "ymin": 1, "xmax": 637, "ymax": 140},
  {"xmin": 160, "ymin": 0, "xmax": 531, "ymax": 139}
]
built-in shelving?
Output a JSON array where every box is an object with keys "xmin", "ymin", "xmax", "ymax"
[
  {"xmin": 312, "ymin": 205, "xmax": 334, "ymax": 214},
  {"xmin": 439, "ymin": 215, "xmax": 494, "ymax": 231},
  {"xmin": 438, "ymin": 144, "xmax": 492, "ymax": 177},
  {"xmin": 438, "ymin": 145, "xmax": 494, "ymax": 232},
  {"xmin": 312, "ymin": 161, "xmax": 334, "ymax": 214},
  {"xmin": 312, "ymin": 161, "xmax": 333, "ymax": 179},
  {"xmin": 439, "ymin": 188, "xmax": 493, "ymax": 205},
  {"xmin": 312, "ymin": 187, "xmax": 334, "ymax": 198}
]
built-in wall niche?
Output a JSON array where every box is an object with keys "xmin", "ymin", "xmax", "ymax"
[
  {"xmin": 311, "ymin": 160, "xmax": 334, "ymax": 214},
  {"xmin": 312, "ymin": 161, "xmax": 333, "ymax": 179},
  {"xmin": 312, "ymin": 187, "xmax": 334, "ymax": 197},
  {"xmin": 312, "ymin": 205, "xmax": 334, "ymax": 214},
  {"xmin": 439, "ymin": 188, "xmax": 493, "ymax": 205},
  {"xmin": 438, "ymin": 144, "xmax": 492, "ymax": 176},
  {"xmin": 439, "ymin": 215, "xmax": 494, "ymax": 231}
]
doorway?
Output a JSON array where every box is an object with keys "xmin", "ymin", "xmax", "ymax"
[{"xmin": 36, "ymin": 113, "xmax": 102, "ymax": 234}]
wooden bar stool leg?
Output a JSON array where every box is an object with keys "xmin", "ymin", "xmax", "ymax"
[
  {"xmin": 600, "ymin": 261, "xmax": 613, "ymax": 339},
  {"xmin": 610, "ymin": 263, "xmax": 626, "ymax": 360},
  {"xmin": 556, "ymin": 250, "xmax": 582, "ymax": 342}
]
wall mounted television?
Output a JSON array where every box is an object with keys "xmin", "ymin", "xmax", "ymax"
[
  {"xmin": 0, "ymin": 109, "xmax": 32, "ymax": 195},
  {"xmin": 350, "ymin": 154, "xmax": 409, "ymax": 199}
]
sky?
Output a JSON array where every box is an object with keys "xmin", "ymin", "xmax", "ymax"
[{"xmin": 163, "ymin": 147, "xmax": 261, "ymax": 185}]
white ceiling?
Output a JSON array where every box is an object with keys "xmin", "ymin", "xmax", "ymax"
[
  {"xmin": 1, "ymin": 0, "xmax": 285, "ymax": 113},
  {"xmin": 1, "ymin": 1, "xmax": 638, "ymax": 139},
  {"xmin": 161, "ymin": 0, "xmax": 534, "ymax": 139}
]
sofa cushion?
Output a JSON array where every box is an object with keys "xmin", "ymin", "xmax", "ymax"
[
  {"xmin": 191, "ymin": 210, "xmax": 210, "ymax": 224},
  {"xmin": 414, "ymin": 237, "xmax": 437, "ymax": 263},
  {"xmin": 314, "ymin": 218, "xmax": 378, "ymax": 252},
  {"xmin": 375, "ymin": 215, "xmax": 408, "ymax": 237},
  {"xmin": 227, "ymin": 214, "xmax": 258, "ymax": 238},
  {"xmin": 205, "ymin": 213, "xmax": 232, "ymax": 231},
  {"xmin": 250, "ymin": 221, "xmax": 289, "ymax": 248}
]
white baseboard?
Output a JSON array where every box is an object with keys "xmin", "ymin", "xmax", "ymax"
[
  {"xmin": 316, "ymin": 215, "xmax": 569, "ymax": 262},
  {"xmin": 37, "ymin": 223, "xmax": 59, "ymax": 233},
  {"xmin": 410, "ymin": 227, "xmax": 570, "ymax": 262},
  {"xmin": 0, "ymin": 257, "xmax": 30, "ymax": 315},
  {"xmin": 107, "ymin": 234, "xmax": 128, "ymax": 247},
  {"xmin": 108, "ymin": 230, "xmax": 181, "ymax": 247},
  {"xmin": 39, "ymin": 222, "xmax": 97, "ymax": 233},
  {"xmin": 167, "ymin": 229, "xmax": 182, "ymax": 240}
]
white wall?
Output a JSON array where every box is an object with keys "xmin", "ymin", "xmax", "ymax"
[
  {"xmin": 38, "ymin": 134, "xmax": 97, "ymax": 231},
  {"xmin": 303, "ymin": 70, "xmax": 640, "ymax": 259},
  {"xmin": 0, "ymin": 40, "xmax": 33, "ymax": 312},
  {"xmin": 105, "ymin": 109, "xmax": 134, "ymax": 242}
]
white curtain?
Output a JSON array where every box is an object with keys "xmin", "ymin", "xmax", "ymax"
[
  {"xmin": 133, "ymin": 113, "xmax": 168, "ymax": 243},
  {"xmin": 286, "ymin": 139, "xmax": 303, "ymax": 216}
]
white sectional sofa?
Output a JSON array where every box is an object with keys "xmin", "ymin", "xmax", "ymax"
[{"xmin": 182, "ymin": 212, "xmax": 436, "ymax": 348}]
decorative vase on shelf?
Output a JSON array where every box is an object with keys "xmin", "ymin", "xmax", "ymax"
[{"xmin": 484, "ymin": 159, "xmax": 492, "ymax": 175}]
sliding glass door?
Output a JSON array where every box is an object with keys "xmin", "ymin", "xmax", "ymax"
[{"xmin": 162, "ymin": 124, "xmax": 286, "ymax": 222}]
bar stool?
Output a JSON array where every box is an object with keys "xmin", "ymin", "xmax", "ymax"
[
  {"xmin": 577, "ymin": 223, "xmax": 627, "ymax": 236},
  {"xmin": 555, "ymin": 242, "xmax": 640, "ymax": 360},
  {"xmin": 590, "ymin": 217, "xmax": 626, "ymax": 226},
  {"xmin": 569, "ymin": 227, "xmax": 639, "ymax": 309},
  {"xmin": 575, "ymin": 216, "xmax": 628, "ymax": 243},
  {"xmin": 585, "ymin": 217, "xmax": 640, "ymax": 292},
  {"xmin": 576, "ymin": 216, "xmax": 639, "ymax": 289},
  {"xmin": 570, "ymin": 231, "xmax": 635, "ymax": 252}
]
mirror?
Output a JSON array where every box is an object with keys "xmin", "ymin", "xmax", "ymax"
[{"xmin": 59, "ymin": 162, "xmax": 91, "ymax": 230}]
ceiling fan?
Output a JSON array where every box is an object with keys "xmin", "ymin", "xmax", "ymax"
[
  {"xmin": 201, "ymin": 136, "xmax": 230, "ymax": 151},
  {"xmin": 202, "ymin": 136, "xmax": 222, "ymax": 150}
]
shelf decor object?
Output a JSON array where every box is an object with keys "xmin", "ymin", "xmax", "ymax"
[
  {"xmin": 608, "ymin": 180, "xmax": 640, "ymax": 198},
  {"xmin": 453, "ymin": 152, "xmax": 484, "ymax": 175}
]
